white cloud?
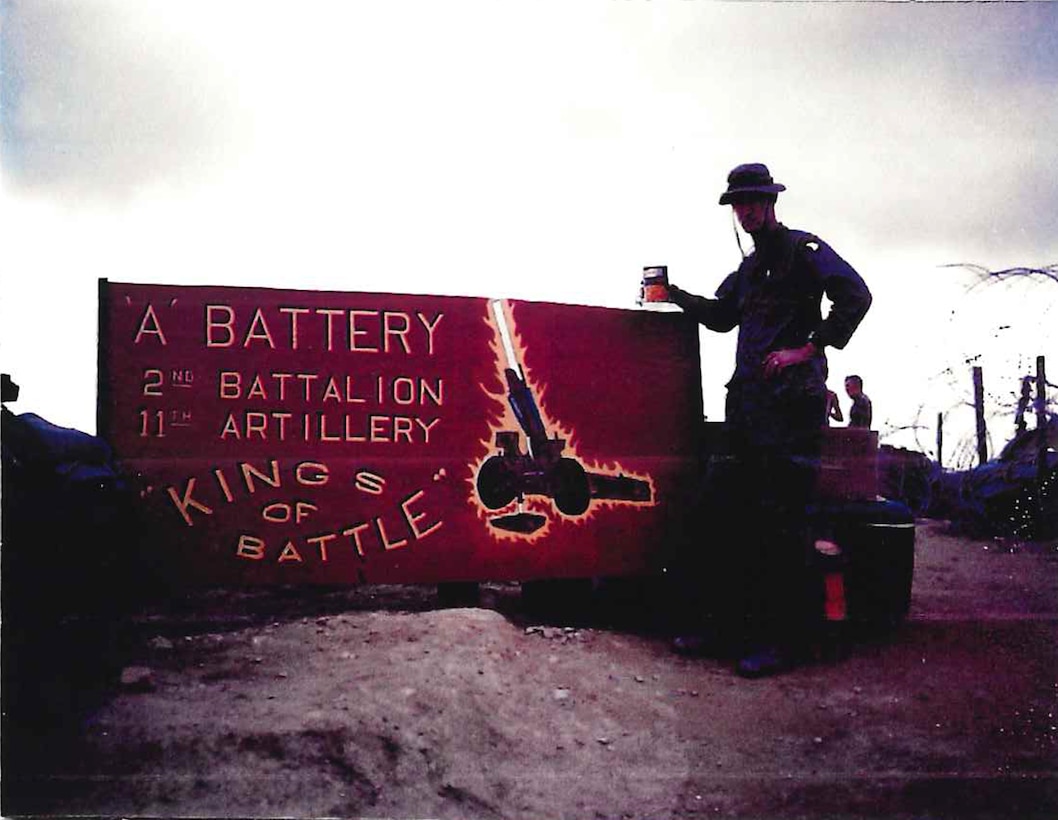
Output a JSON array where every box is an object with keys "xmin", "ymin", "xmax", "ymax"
[{"xmin": 1, "ymin": 0, "xmax": 254, "ymax": 199}]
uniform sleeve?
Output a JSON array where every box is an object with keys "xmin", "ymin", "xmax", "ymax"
[
  {"xmin": 805, "ymin": 240, "xmax": 872, "ymax": 350},
  {"xmin": 669, "ymin": 272, "xmax": 740, "ymax": 333}
]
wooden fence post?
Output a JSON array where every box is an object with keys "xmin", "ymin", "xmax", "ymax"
[
  {"xmin": 1037, "ymin": 355, "xmax": 1048, "ymax": 492},
  {"xmin": 973, "ymin": 366, "xmax": 988, "ymax": 466},
  {"xmin": 936, "ymin": 412, "xmax": 943, "ymax": 470}
]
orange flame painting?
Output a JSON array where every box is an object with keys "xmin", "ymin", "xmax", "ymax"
[{"xmin": 467, "ymin": 300, "xmax": 656, "ymax": 542}]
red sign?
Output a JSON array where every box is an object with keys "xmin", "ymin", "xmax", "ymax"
[{"xmin": 98, "ymin": 280, "xmax": 703, "ymax": 585}]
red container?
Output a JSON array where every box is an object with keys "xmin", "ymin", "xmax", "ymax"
[{"xmin": 641, "ymin": 266, "xmax": 670, "ymax": 304}]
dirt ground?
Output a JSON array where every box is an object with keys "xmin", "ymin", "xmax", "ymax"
[{"xmin": 3, "ymin": 520, "xmax": 1057, "ymax": 819}]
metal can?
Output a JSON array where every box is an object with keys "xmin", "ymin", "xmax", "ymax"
[{"xmin": 640, "ymin": 265, "xmax": 670, "ymax": 304}]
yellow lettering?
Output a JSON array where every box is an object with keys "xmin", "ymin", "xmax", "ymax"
[
  {"xmin": 134, "ymin": 303, "xmax": 168, "ymax": 346},
  {"xmin": 342, "ymin": 523, "xmax": 371, "ymax": 558},
  {"xmin": 277, "ymin": 540, "xmax": 303, "ymax": 563},
  {"xmin": 296, "ymin": 461, "xmax": 329, "ymax": 486},
  {"xmin": 296, "ymin": 373, "xmax": 317, "ymax": 400},
  {"xmin": 243, "ymin": 308, "xmax": 276, "ymax": 348},
  {"xmin": 245, "ymin": 412, "xmax": 268, "ymax": 439},
  {"xmin": 377, "ymin": 516, "xmax": 408, "ymax": 551},
  {"xmin": 322, "ymin": 377, "xmax": 342, "ymax": 403},
  {"xmin": 392, "ymin": 377, "xmax": 415, "ymax": 405},
  {"xmin": 219, "ymin": 371, "xmax": 241, "ymax": 400},
  {"xmin": 383, "ymin": 311, "xmax": 411, "ymax": 353},
  {"xmin": 236, "ymin": 534, "xmax": 266, "ymax": 560},
  {"xmin": 316, "ymin": 309, "xmax": 344, "ymax": 351},
  {"xmin": 278, "ymin": 307, "xmax": 309, "ymax": 349},
  {"xmin": 220, "ymin": 413, "xmax": 241, "ymax": 439},
  {"xmin": 320, "ymin": 413, "xmax": 341, "ymax": 442},
  {"xmin": 346, "ymin": 375, "xmax": 367, "ymax": 404},
  {"xmin": 417, "ymin": 311, "xmax": 443, "ymax": 354},
  {"xmin": 344, "ymin": 414, "xmax": 367, "ymax": 442},
  {"xmin": 420, "ymin": 378, "xmax": 443, "ymax": 406},
  {"xmin": 273, "ymin": 411, "xmax": 292, "ymax": 440},
  {"xmin": 241, "ymin": 460, "xmax": 281, "ymax": 493},
  {"xmin": 247, "ymin": 374, "xmax": 267, "ymax": 400},
  {"xmin": 295, "ymin": 502, "xmax": 317, "ymax": 523},
  {"xmin": 393, "ymin": 416, "xmax": 414, "ymax": 442},
  {"xmin": 370, "ymin": 415, "xmax": 390, "ymax": 442},
  {"xmin": 206, "ymin": 304, "xmax": 235, "ymax": 347},
  {"xmin": 402, "ymin": 489, "xmax": 443, "ymax": 540},
  {"xmin": 416, "ymin": 417, "xmax": 440, "ymax": 443},
  {"xmin": 355, "ymin": 470, "xmax": 385, "ymax": 495},
  {"xmin": 167, "ymin": 478, "xmax": 214, "ymax": 526},
  {"xmin": 349, "ymin": 310, "xmax": 379, "ymax": 352},
  {"xmin": 273, "ymin": 372, "xmax": 293, "ymax": 400},
  {"xmin": 262, "ymin": 502, "xmax": 292, "ymax": 523},
  {"xmin": 306, "ymin": 533, "xmax": 336, "ymax": 562},
  {"xmin": 213, "ymin": 468, "xmax": 235, "ymax": 502}
]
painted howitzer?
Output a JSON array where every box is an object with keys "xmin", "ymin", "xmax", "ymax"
[{"xmin": 475, "ymin": 301, "xmax": 651, "ymax": 533}]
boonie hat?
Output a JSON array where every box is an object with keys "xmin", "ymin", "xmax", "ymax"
[{"xmin": 718, "ymin": 163, "xmax": 786, "ymax": 205}]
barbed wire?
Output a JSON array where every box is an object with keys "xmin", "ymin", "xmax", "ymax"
[
  {"xmin": 899, "ymin": 262, "xmax": 1056, "ymax": 470},
  {"xmin": 942, "ymin": 263, "xmax": 1058, "ymax": 291}
]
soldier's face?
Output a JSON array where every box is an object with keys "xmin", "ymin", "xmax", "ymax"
[{"xmin": 732, "ymin": 197, "xmax": 774, "ymax": 234}]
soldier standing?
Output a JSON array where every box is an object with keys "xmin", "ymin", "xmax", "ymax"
[
  {"xmin": 845, "ymin": 374, "xmax": 873, "ymax": 429},
  {"xmin": 666, "ymin": 163, "xmax": 872, "ymax": 676}
]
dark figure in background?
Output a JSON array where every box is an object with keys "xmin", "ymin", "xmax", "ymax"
[
  {"xmin": 826, "ymin": 388, "xmax": 844, "ymax": 426},
  {"xmin": 666, "ymin": 163, "xmax": 872, "ymax": 677},
  {"xmin": 845, "ymin": 374, "xmax": 873, "ymax": 429}
]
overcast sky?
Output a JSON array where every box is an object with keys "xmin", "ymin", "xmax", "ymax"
[{"xmin": 2, "ymin": 0, "xmax": 1055, "ymax": 466}]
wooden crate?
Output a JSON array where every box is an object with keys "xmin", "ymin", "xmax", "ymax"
[{"xmin": 818, "ymin": 427, "xmax": 879, "ymax": 501}]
